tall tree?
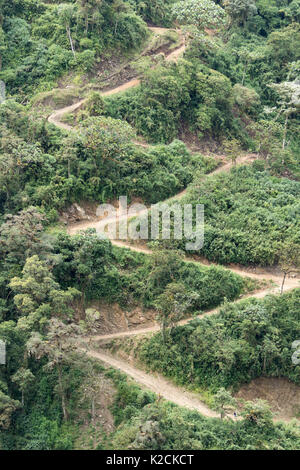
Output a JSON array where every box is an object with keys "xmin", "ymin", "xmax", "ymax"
[
  {"xmin": 10, "ymin": 255, "xmax": 80, "ymax": 331},
  {"xmin": 213, "ymin": 387, "xmax": 236, "ymax": 419},
  {"xmin": 223, "ymin": 0, "xmax": 257, "ymax": 27},
  {"xmin": 155, "ymin": 282, "xmax": 198, "ymax": 343},
  {"xmin": 223, "ymin": 138, "xmax": 242, "ymax": 166},
  {"xmin": 0, "ymin": 207, "xmax": 53, "ymax": 269},
  {"xmin": 58, "ymin": 3, "xmax": 77, "ymax": 57},
  {"xmin": 11, "ymin": 368, "xmax": 35, "ymax": 406},
  {"xmin": 269, "ymin": 79, "xmax": 300, "ymax": 150},
  {"xmin": 26, "ymin": 319, "xmax": 82, "ymax": 421},
  {"xmin": 278, "ymin": 242, "xmax": 300, "ymax": 294}
]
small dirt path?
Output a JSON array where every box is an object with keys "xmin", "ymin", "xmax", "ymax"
[
  {"xmin": 84, "ymin": 348, "xmax": 219, "ymax": 418},
  {"xmin": 67, "ymin": 153, "xmax": 256, "ymax": 235},
  {"xmin": 84, "ymin": 279, "xmax": 298, "ymax": 344},
  {"xmin": 48, "ymin": 27, "xmax": 185, "ymax": 130}
]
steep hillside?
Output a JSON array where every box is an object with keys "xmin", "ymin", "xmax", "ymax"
[{"xmin": 0, "ymin": 0, "xmax": 299, "ymax": 452}]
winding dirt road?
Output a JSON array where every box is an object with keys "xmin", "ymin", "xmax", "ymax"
[
  {"xmin": 47, "ymin": 27, "xmax": 299, "ymax": 420},
  {"xmin": 67, "ymin": 153, "xmax": 256, "ymax": 235},
  {"xmin": 48, "ymin": 28, "xmax": 185, "ymax": 130},
  {"xmin": 84, "ymin": 280, "xmax": 298, "ymax": 345},
  {"xmin": 84, "ymin": 348, "xmax": 219, "ymax": 418},
  {"xmin": 67, "ymin": 148, "xmax": 298, "ymax": 301}
]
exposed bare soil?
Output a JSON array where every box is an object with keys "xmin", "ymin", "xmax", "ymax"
[
  {"xmin": 84, "ymin": 349, "xmax": 219, "ymax": 419},
  {"xmin": 88, "ymin": 300, "xmax": 156, "ymax": 335},
  {"xmin": 48, "ymin": 27, "xmax": 185, "ymax": 130},
  {"xmin": 235, "ymin": 377, "xmax": 300, "ymax": 421}
]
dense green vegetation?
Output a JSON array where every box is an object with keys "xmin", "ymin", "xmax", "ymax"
[
  {"xmin": 0, "ymin": 0, "xmax": 149, "ymax": 97},
  {"xmin": 124, "ymin": 289, "xmax": 300, "ymax": 390},
  {"xmin": 0, "ymin": 103, "xmax": 217, "ymax": 214},
  {"xmin": 107, "ymin": 367, "xmax": 300, "ymax": 451},
  {"xmin": 2, "ymin": 360, "xmax": 300, "ymax": 450},
  {"xmin": 0, "ymin": 221, "xmax": 251, "ymax": 313},
  {"xmin": 161, "ymin": 164, "xmax": 300, "ymax": 266},
  {"xmin": 0, "ymin": 0, "xmax": 299, "ymax": 452},
  {"xmin": 0, "ymin": 215, "xmax": 256, "ymax": 449},
  {"xmin": 102, "ymin": 0, "xmax": 300, "ymax": 173},
  {"xmin": 107, "ymin": 245, "xmax": 253, "ymax": 309},
  {"xmin": 128, "ymin": 0, "xmax": 177, "ymax": 26},
  {"xmin": 104, "ymin": 60, "xmax": 242, "ymax": 143},
  {"xmin": 109, "ymin": 378, "xmax": 300, "ymax": 450}
]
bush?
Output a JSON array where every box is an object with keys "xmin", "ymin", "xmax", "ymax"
[
  {"xmin": 136, "ymin": 290, "xmax": 300, "ymax": 390},
  {"xmin": 176, "ymin": 165, "xmax": 300, "ymax": 266},
  {"xmin": 105, "ymin": 61, "xmax": 238, "ymax": 143},
  {"xmin": 73, "ymin": 50, "xmax": 96, "ymax": 72}
]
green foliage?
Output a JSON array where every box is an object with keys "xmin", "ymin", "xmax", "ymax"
[
  {"xmin": 241, "ymin": 399, "xmax": 273, "ymax": 429},
  {"xmin": 112, "ymin": 246, "xmax": 247, "ymax": 311},
  {"xmin": 155, "ymin": 281, "xmax": 199, "ymax": 342},
  {"xmin": 0, "ymin": 104, "xmax": 217, "ymax": 211},
  {"xmin": 178, "ymin": 165, "xmax": 300, "ymax": 266},
  {"xmin": 213, "ymin": 388, "xmax": 236, "ymax": 419},
  {"xmin": 109, "ymin": 374, "xmax": 300, "ymax": 450},
  {"xmin": 0, "ymin": 208, "xmax": 52, "ymax": 270},
  {"xmin": 128, "ymin": 0, "xmax": 176, "ymax": 26},
  {"xmin": 110, "ymin": 375, "xmax": 155, "ymax": 426},
  {"xmin": 10, "ymin": 255, "xmax": 80, "ymax": 331},
  {"xmin": 11, "ymin": 368, "xmax": 35, "ymax": 406},
  {"xmin": 224, "ymin": 0, "xmax": 257, "ymax": 27},
  {"xmin": 105, "ymin": 60, "xmax": 238, "ymax": 143},
  {"xmin": 0, "ymin": 0, "xmax": 148, "ymax": 97},
  {"xmin": 0, "ymin": 358, "xmax": 86, "ymax": 449},
  {"xmin": 52, "ymin": 233, "xmax": 248, "ymax": 310},
  {"xmin": 53, "ymin": 230, "xmax": 119, "ymax": 301},
  {"xmin": 233, "ymin": 84, "xmax": 260, "ymax": 113},
  {"xmin": 136, "ymin": 289, "xmax": 300, "ymax": 390},
  {"xmin": 172, "ymin": 0, "xmax": 226, "ymax": 30},
  {"xmin": 0, "ymin": 390, "xmax": 21, "ymax": 430},
  {"xmin": 84, "ymin": 91, "xmax": 107, "ymax": 116},
  {"xmin": 0, "ymin": 0, "xmax": 299, "ymax": 451},
  {"xmin": 56, "ymin": 127, "xmax": 218, "ymax": 205}
]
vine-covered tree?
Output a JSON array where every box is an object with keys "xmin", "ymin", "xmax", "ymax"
[
  {"xmin": 224, "ymin": 0, "xmax": 257, "ymax": 27},
  {"xmin": 58, "ymin": 3, "xmax": 77, "ymax": 57},
  {"xmin": 26, "ymin": 319, "xmax": 82, "ymax": 421},
  {"xmin": 0, "ymin": 390, "xmax": 20, "ymax": 430}
]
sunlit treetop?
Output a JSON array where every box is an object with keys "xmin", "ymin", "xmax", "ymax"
[{"xmin": 172, "ymin": 0, "xmax": 226, "ymax": 30}]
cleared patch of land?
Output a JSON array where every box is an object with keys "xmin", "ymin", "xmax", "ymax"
[{"xmin": 235, "ymin": 377, "xmax": 300, "ymax": 421}]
